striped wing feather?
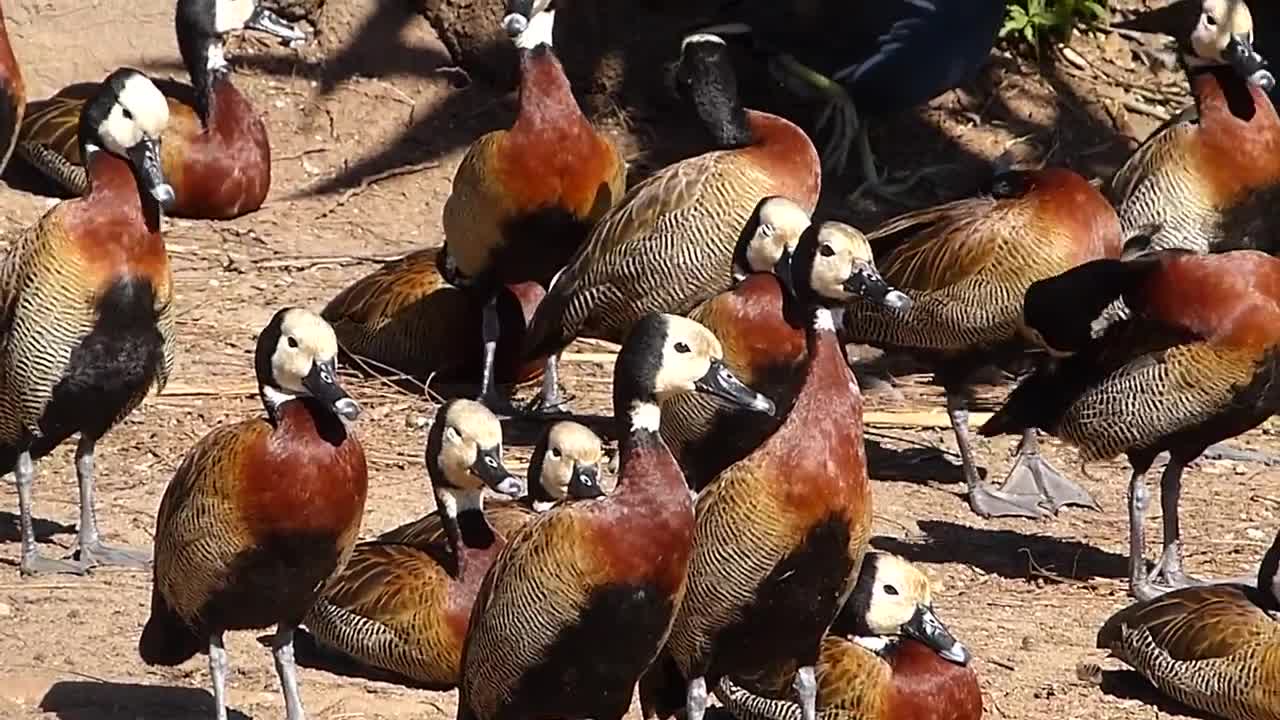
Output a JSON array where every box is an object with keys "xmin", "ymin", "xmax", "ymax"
[
  {"xmin": 868, "ymin": 197, "xmax": 1003, "ymax": 292},
  {"xmin": 1101, "ymin": 585, "xmax": 1275, "ymax": 662},
  {"xmin": 377, "ymin": 501, "xmax": 537, "ymax": 548}
]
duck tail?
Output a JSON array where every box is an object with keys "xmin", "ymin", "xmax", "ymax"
[{"xmin": 138, "ymin": 586, "xmax": 203, "ymax": 666}]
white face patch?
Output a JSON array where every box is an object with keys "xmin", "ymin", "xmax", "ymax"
[
  {"xmin": 214, "ymin": 0, "xmax": 256, "ymax": 34},
  {"xmin": 269, "ymin": 309, "xmax": 339, "ymax": 394},
  {"xmin": 514, "ymin": 8, "xmax": 555, "ymax": 50},
  {"xmin": 98, "ymin": 74, "xmax": 170, "ymax": 157}
]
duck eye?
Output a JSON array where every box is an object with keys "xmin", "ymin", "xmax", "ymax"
[
  {"xmin": 485, "ymin": 456, "xmax": 498, "ymax": 467},
  {"xmin": 551, "ymin": 448, "xmax": 562, "ymax": 458},
  {"xmin": 674, "ymin": 342, "xmax": 691, "ymax": 354},
  {"xmin": 819, "ymin": 244, "xmax": 835, "ymax": 258},
  {"xmin": 1205, "ymin": 14, "xmax": 1217, "ymax": 26},
  {"xmin": 883, "ymin": 584, "xmax": 899, "ymax": 596},
  {"xmin": 287, "ymin": 336, "xmax": 299, "ymax": 349},
  {"xmin": 122, "ymin": 108, "xmax": 134, "ymax": 121}
]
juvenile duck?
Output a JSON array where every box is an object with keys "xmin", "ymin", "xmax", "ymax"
[
  {"xmin": 303, "ymin": 399, "xmax": 524, "ymax": 688},
  {"xmin": 1, "ymin": 68, "xmax": 173, "ymax": 576},
  {"xmin": 459, "ymin": 313, "xmax": 774, "ymax": 720},
  {"xmin": 140, "ymin": 308, "xmax": 366, "ymax": 720},
  {"xmin": 718, "ymin": 553, "xmax": 981, "ymax": 720}
]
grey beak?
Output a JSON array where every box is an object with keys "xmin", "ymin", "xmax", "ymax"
[
  {"xmin": 302, "ymin": 359, "xmax": 359, "ymax": 420},
  {"xmin": 902, "ymin": 604, "xmax": 970, "ymax": 666},
  {"xmin": 127, "ymin": 136, "xmax": 174, "ymax": 210},
  {"xmin": 245, "ymin": 6, "xmax": 307, "ymax": 44}
]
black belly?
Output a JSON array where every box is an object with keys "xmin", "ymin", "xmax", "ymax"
[
  {"xmin": 503, "ymin": 582, "xmax": 676, "ymax": 720},
  {"xmin": 706, "ymin": 515, "xmax": 854, "ymax": 686},
  {"xmin": 34, "ymin": 277, "xmax": 165, "ymax": 454},
  {"xmin": 200, "ymin": 530, "xmax": 346, "ymax": 632}
]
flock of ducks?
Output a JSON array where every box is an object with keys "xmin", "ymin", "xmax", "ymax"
[{"xmin": 0, "ymin": 0, "xmax": 1276, "ymax": 720}]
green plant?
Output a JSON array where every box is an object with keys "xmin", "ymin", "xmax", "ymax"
[{"xmin": 1001, "ymin": 0, "xmax": 1107, "ymax": 48}]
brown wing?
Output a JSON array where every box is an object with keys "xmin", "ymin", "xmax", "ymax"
[
  {"xmin": 378, "ymin": 501, "xmax": 537, "ymax": 548},
  {"xmin": 442, "ymin": 131, "xmax": 509, "ymax": 278},
  {"xmin": 715, "ymin": 636, "xmax": 890, "ymax": 720},
  {"xmin": 1099, "ymin": 584, "xmax": 1275, "ymax": 661},
  {"xmin": 318, "ymin": 541, "xmax": 448, "ymax": 624},
  {"xmin": 321, "ymin": 249, "xmax": 479, "ymax": 378},
  {"xmin": 152, "ymin": 419, "xmax": 269, "ymax": 622},
  {"xmin": 1109, "ymin": 115, "xmax": 1199, "ymax": 209},
  {"xmin": 868, "ymin": 197, "xmax": 1006, "ymax": 292}
]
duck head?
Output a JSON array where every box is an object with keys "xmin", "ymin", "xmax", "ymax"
[
  {"xmin": 79, "ymin": 68, "xmax": 174, "ymax": 208},
  {"xmin": 793, "ymin": 221, "xmax": 911, "ymax": 316},
  {"xmin": 849, "ymin": 552, "xmax": 971, "ymax": 666},
  {"xmin": 429, "ymin": 399, "xmax": 526, "ymax": 509},
  {"xmin": 256, "ymin": 308, "xmax": 359, "ymax": 422},
  {"xmin": 1189, "ymin": 0, "xmax": 1273, "ymax": 90},
  {"xmin": 530, "ymin": 421, "xmax": 606, "ymax": 503},
  {"xmin": 732, "ymin": 196, "xmax": 812, "ymax": 288}
]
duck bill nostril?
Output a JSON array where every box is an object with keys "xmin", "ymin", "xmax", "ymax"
[
  {"xmin": 245, "ymin": 6, "xmax": 307, "ymax": 44},
  {"xmin": 694, "ymin": 360, "xmax": 776, "ymax": 416}
]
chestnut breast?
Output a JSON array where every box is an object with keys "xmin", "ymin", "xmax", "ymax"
[
  {"xmin": 443, "ymin": 545, "xmax": 504, "ymax": 642},
  {"xmin": 884, "ymin": 640, "xmax": 983, "ymax": 720},
  {"xmin": 588, "ymin": 438, "xmax": 695, "ymax": 596},
  {"xmin": 1138, "ymin": 251, "xmax": 1280, "ymax": 350},
  {"xmin": 700, "ymin": 273, "xmax": 807, "ymax": 385},
  {"xmin": 167, "ymin": 78, "xmax": 270, "ymax": 219},
  {"xmin": 1193, "ymin": 76, "xmax": 1280, "ymax": 206},
  {"xmin": 234, "ymin": 399, "xmax": 368, "ymax": 550}
]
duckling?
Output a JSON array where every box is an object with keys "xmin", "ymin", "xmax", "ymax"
[
  {"xmin": 19, "ymin": 0, "xmax": 304, "ymax": 219},
  {"xmin": 661, "ymin": 220, "xmax": 901, "ymax": 720},
  {"xmin": 321, "ymin": 248, "xmax": 545, "ymax": 387},
  {"xmin": 139, "ymin": 308, "xmax": 366, "ymax": 720},
  {"xmin": 458, "ymin": 313, "xmax": 775, "ymax": 720},
  {"xmin": 1097, "ymin": 528, "xmax": 1280, "ymax": 720},
  {"xmin": 441, "ymin": 4, "xmax": 626, "ymax": 407},
  {"xmin": 981, "ymin": 249, "xmax": 1280, "ymax": 600},
  {"xmin": 0, "ymin": 3, "xmax": 24, "ymax": 175},
  {"xmin": 379, "ymin": 419, "xmax": 607, "ymax": 548},
  {"xmin": 1, "ymin": 68, "xmax": 173, "ymax": 576},
  {"xmin": 1110, "ymin": 0, "xmax": 1280, "ymax": 255},
  {"xmin": 660, "ymin": 196, "xmax": 812, "ymax": 490},
  {"xmin": 842, "ymin": 167, "xmax": 1122, "ymax": 519},
  {"xmin": 302, "ymin": 399, "xmax": 524, "ymax": 688},
  {"xmin": 521, "ymin": 31, "xmax": 820, "ymax": 414},
  {"xmin": 718, "ymin": 552, "xmax": 980, "ymax": 720}
]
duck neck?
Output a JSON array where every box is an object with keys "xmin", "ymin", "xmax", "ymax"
[
  {"xmin": 434, "ymin": 486, "xmax": 497, "ymax": 576},
  {"xmin": 691, "ymin": 73, "xmax": 753, "ymax": 149},
  {"xmin": 179, "ymin": 29, "xmax": 231, "ymax": 125},
  {"xmin": 613, "ymin": 393, "xmax": 666, "ymax": 490},
  {"xmin": 80, "ymin": 145, "xmax": 163, "ymax": 233},
  {"xmin": 1189, "ymin": 63, "xmax": 1260, "ymax": 120},
  {"xmin": 1260, "ymin": 532, "xmax": 1280, "ymax": 610},
  {"xmin": 511, "ymin": 45, "xmax": 587, "ymax": 139}
]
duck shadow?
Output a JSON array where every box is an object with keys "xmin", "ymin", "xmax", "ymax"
[
  {"xmin": 0, "ymin": 511, "xmax": 76, "ymax": 544},
  {"xmin": 866, "ymin": 438, "xmax": 968, "ymax": 486},
  {"xmin": 39, "ymin": 681, "xmax": 250, "ymax": 720},
  {"xmin": 872, "ymin": 520, "xmax": 1128, "ymax": 582},
  {"xmin": 1096, "ymin": 669, "xmax": 1216, "ymax": 720}
]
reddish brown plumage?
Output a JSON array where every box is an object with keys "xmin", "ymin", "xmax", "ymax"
[
  {"xmin": 883, "ymin": 640, "xmax": 983, "ymax": 720},
  {"xmin": 1190, "ymin": 72, "xmax": 1280, "ymax": 206},
  {"xmin": 444, "ymin": 44, "xmax": 626, "ymax": 286},
  {"xmin": 1022, "ymin": 168, "xmax": 1124, "ymax": 263},
  {"xmin": 589, "ymin": 436, "xmax": 694, "ymax": 594},
  {"xmin": 0, "ymin": 3, "xmax": 25, "ymax": 175},
  {"xmin": 233, "ymin": 400, "xmax": 367, "ymax": 545},
  {"xmin": 64, "ymin": 152, "xmax": 169, "ymax": 288},
  {"xmin": 741, "ymin": 111, "xmax": 823, "ymax": 210},
  {"xmin": 1135, "ymin": 250, "xmax": 1280, "ymax": 350},
  {"xmin": 160, "ymin": 77, "xmax": 271, "ymax": 219}
]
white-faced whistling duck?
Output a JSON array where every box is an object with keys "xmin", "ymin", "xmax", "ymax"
[
  {"xmin": 718, "ymin": 553, "xmax": 981, "ymax": 720},
  {"xmin": 440, "ymin": 4, "xmax": 626, "ymax": 409},
  {"xmin": 841, "ymin": 167, "xmax": 1122, "ymax": 519},
  {"xmin": 655, "ymin": 221, "xmax": 902, "ymax": 720},
  {"xmin": 520, "ymin": 30, "xmax": 821, "ymax": 414},
  {"xmin": 1110, "ymin": 0, "xmax": 1280, "ymax": 255},
  {"xmin": 321, "ymin": 248, "xmax": 546, "ymax": 387},
  {"xmin": 0, "ymin": 3, "xmax": 24, "ymax": 175},
  {"xmin": 18, "ymin": 0, "xmax": 304, "ymax": 219},
  {"xmin": 378, "ymin": 419, "xmax": 607, "ymax": 548},
  {"xmin": 660, "ymin": 196, "xmax": 812, "ymax": 490},
  {"xmin": 458, "ymin": 313, "xmax": 775, "ymax": 720},
  {"xmin": 981, "ymin": 249, "xmax": 1280, "ymax": 600},
  {"xmin": 1097, "ymin": 529, "xmax": 1279, "ymax": 720},
  {"xmin": 1, "ymin": 68, "xmax": 173, "ymax": 576},
  {"xmin": 140, "ymin": 308, "xmax": 366, "ymax": 720},
  {"xmin": 302, "ymin": 399, "xmax": 525, "ymax": 688}
]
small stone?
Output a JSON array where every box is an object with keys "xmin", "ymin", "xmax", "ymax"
[
  {"xmin": 0, "ymin": 602, "xmax": 12, "ymax": 617},
  {"xmin": 1021, "ymin": 636, "xmax": 1036, "ymax": 651}
]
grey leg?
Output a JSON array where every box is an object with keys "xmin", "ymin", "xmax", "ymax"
[
  {"xmin": 996, "ymin": 430, "xmax": 1100, "ymax": 514},
  {"xmin": 686, "ymin": 676, "xmax": 707, "ymax": 720},
  {"xmin": 1127, "ymin": 468, "xmax": 1162, "ymax": 602},
  {"xmin": 525, "ymin": 353, "xmax": 570, "ymax": 416},
  {"xmin": 1146, "ymin": 459, "xmax": 1203, "ymax": 589},
  {"xmin": 272, "ymin": 624, "xmax": 306, "ymax": 720},
  {"xmin": 477, "ymin": 296, "xmax": 519, "ymax": 416},
  {"xmin": 947, "ymin": 391, "xmax": 1048, "ymax": 519},
  {"xmin": 15, "ymin": 449, "xmax": 83, "ymax": 576},
  {"xmin": 794, "ymin": 665, "xmax": 817, "ymax": 720},
  {"xmin": 74, "ymin": 436, "xmax": 150, "ymax": 570},
  {"xmin": 209, "ymin": 632, "xmax": 229, "ymax": 720}
]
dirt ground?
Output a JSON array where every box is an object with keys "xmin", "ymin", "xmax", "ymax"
[{"xmin": 0, "ymin": 1, "xmax": 1276, "ymax": 719}]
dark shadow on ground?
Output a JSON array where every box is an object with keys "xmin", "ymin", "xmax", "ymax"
[{"xmin": 40, "ymin": 681, "xmax": 251, "ymax": 720}]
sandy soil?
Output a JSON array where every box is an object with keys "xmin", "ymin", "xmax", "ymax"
[{"xmin": 0, "ymin": 1, "xmax": 1276, "ymax": 719}]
